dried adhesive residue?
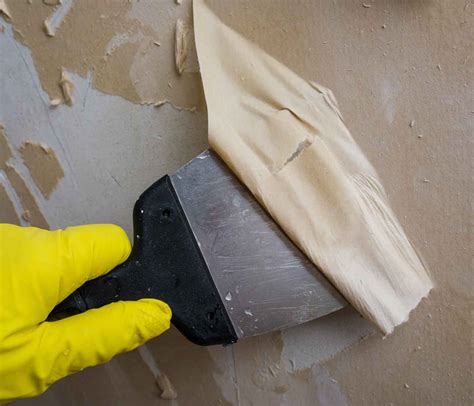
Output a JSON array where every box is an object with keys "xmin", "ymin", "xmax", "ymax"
[
  {"xmin": 156, "ymin": 373, "xmax": 178, "ymax": 400},
  {"xmin": 4, "ymin": 164, "xmax": 49, "ymax": 229},
  {"xmin": 19, "ymin": 140, "xmax": 64, "ymax": 199},
  {"xmin": 175, "ymin": 19, "xmax": 190, "ymax": 74},
  {"xmin": 0, "ymin": 183, "xmax": 20, "ymax": 224},
  {"xmin": 59, "ymin": 68, "xmax": 74, "ymax": 106}
]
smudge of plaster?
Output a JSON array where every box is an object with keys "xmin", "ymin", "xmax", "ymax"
[
  {"xmin": 281, "ymin": 307, "xmax": 374, "ymax": 371},
  {"xmin": 156, "ymin": 374, "xmax": 178, "ymax": 400},
  {"xmin": 43, "ymin": 19, "xmax": 54, "ymax": 37},
  {"xmin": 137, "ymin": 345, "xmax": 178, "ymax": 400},
  {"xmin": 0, "ymin": 182, "xmax": 20, "ymax": 224},
  {"xmin": 43, "ymin": 0, "xmax": 73, "ymax": 37},
  {"xmin": 4, "ymin": 164, "xmax": 49, "ymax": 229},
  {"xmin": 19, "ymin": 140, "xmax": 64, "ymax": 199},
  {"xmin": 59, "ymin": 68, "xmax": 74, "ymax": 105},
  {"xmin": 175, "ymin": 19, "xmax": 190, "ymax": 74},
  {"xmin": 7, "ymin": 0, "xmax": 203, "ymax": 109},
  {"xmin": 50, "ymin": 98, "xmax": 61, "ymax": 107}
]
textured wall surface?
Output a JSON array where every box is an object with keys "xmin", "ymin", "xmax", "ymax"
[{"xmin": 1, "ymin": 0, "xmax": 472, "ymax": 405}]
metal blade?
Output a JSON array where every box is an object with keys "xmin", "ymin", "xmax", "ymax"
[{"xmin": 171, "ymin": 150, "xmax": 346, "ymax": 339}]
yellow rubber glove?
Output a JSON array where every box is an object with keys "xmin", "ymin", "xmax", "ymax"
[{"xmin": 0, "ymin": 224, "xmax": 171, "ymax": 402}]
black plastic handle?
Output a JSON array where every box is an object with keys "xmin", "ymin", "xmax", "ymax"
[{"xmin": 50, "ymin": 175, "xmax": 237, "ymax": 346}]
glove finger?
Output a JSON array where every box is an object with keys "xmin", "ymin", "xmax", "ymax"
[
  {"xmin": 51, "ymin": 224, "xmax": 132, "ymax": 303},
  {"xmin": 2, "ymin": 224, "xmax": 131, "ymax": 320},
  {"xmin": 32, "ymin": 299, "xmax": 171, "ymax": 395}
]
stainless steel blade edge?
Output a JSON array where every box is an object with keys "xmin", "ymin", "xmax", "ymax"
[{"xmin": 171, "ymin": 150, "xmax": 346, "ymax": 339}]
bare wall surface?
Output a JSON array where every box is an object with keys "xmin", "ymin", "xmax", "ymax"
[{"xmin": 0, "ymin": 0, "xmax": 472, "ymax": 405}]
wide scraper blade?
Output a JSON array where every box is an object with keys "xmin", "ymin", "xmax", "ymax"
[{"xmin": 171, "ymin": 150, "xmax": 346, "ymax": 339}]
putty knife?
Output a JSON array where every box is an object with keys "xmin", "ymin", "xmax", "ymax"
[{"xmin": 52, "ymin": 150, "xmax": 346, "ymax": 345}]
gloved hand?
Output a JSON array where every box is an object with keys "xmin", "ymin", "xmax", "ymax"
[{"xmin": 0, "ymin": 224, "xmax": 171, "ymax": 402}]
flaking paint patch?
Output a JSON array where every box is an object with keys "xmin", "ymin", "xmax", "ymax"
[
  {"xmin": 19, "ymin": 140, "xmax": 64, "ymax": 199},
  {"xmin": 59, "ymin": 68, "xmax": 74, "ymax": 106},
  {"xmin": 42, "ymin": 0, "xmax": 73, "ymax": 37},
  {"xmin": 7, "ymin": 0, "xmax": 203, "ymax": 109}
]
